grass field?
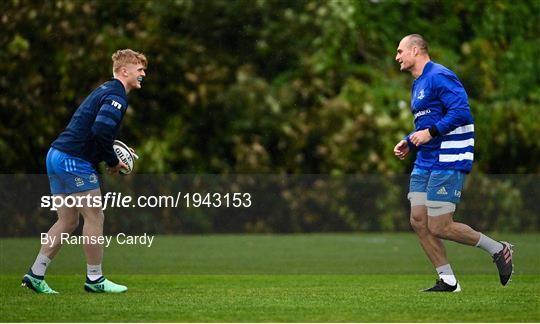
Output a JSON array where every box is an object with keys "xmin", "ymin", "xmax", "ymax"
[{"xmin": 1, "ymin": 233, "xmax": 539, "ymax": 322}]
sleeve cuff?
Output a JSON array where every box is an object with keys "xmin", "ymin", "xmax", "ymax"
[
  {"xmin": 405, "ymin": 136, "xmax": 416, "ymax": 150},
  {"xmin": 428, "ymin": 125, "xmax": 440, "ymax": 137},
  {"xmin": 106, "ymin": 156, "xmax": 120, "ymax": 167}
]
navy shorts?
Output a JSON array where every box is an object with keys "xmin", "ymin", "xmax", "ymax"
[
  {"xmin": 46, "ymin": 147, "xmax": 100, "ymax": 195},
  {"xmin": 409, "ymin": 167, "xmax": 465, "ymax": 204}
]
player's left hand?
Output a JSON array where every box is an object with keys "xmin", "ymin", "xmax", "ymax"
[
  {"xmin": 107, "ymin": 160, "xmax": 129, "ymax": 174},
  {"xmin": 409, "ymin": 129, "xmax": 432, "ymax": 146}
]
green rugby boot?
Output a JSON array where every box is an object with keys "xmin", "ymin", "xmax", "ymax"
[
  {"xmin": 84, "ymin": 276, "xmax": 127, "ymax": 293},
  {"xmin": 21, "ymin": 274, "xmax": 58, "ymax": 294}
]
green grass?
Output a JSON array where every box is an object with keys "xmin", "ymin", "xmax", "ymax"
[{"xmin": 1, "ymin": 233, "xmax": 539, "ymax": 322}]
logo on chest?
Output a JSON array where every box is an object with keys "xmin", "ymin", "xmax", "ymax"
[{"xmin": 417, "ymin": 89, "xmax": 425, "ymax": 100}]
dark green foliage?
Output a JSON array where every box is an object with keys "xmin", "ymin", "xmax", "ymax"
[{"xmin": 2, "ymin": 0, "xmax": 539, "ymax": 174}]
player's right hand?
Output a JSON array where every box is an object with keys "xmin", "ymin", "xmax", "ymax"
[
  {"xmin": 107, "ymin": 160, "xmax": 129, "ymax": 174},
  {"xmin": 393, "ymin": 140, "xmax": 410, "ymax": 160}
]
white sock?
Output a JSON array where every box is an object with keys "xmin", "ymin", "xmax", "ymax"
[
  {"xmin": 436, "ymin": 264, "xmax": 457, "ymax": 286},
  {"xmin": 87, "ymin": 264, "xmax": 103, "ymax": 281},
  {"xmin": 475, "ymin": 233, "xmax": 504, "ymax": 256},
  {"xmin": 31, "ymin": 253, "xmax": 51, "ymax": 277}
]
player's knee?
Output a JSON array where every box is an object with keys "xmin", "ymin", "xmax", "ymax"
[
  {"xmin": 92, "ymin": 211, "xmax": 104, "ymax": 226},
  {"xmin": 427, "ymin": 216, "xmax": 453, "ymax": 239},
  {"xmin": 427, "ymin": 220, "xmax": 448, "ymax": 238},
  {"xmin": 408, "ymin": 192, "xmax": 429, "ymax": 232},
  {"xmin": 81, "ymin": 208, "xmax": 104, "ymax": 226},
  {"xmin": 58, "ymin": 215, "xmax": 80, "ymax": 232},
  {"xmin": 68, "ymin": 217, "xmax": 80, "ymax": 231},
  {"xmin": 409, "ymin": 212, "xmax": 427, "ymax": 233}
]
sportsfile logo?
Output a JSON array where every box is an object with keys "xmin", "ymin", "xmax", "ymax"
[
  {"xmin": 40, "ymin": 191, "xmax": 253, "ymax": 210},
  {"xmin": 41, "ymin": 192, "xmax": 158, "ymax": 211}
]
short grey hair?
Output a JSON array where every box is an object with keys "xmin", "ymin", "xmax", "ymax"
[{"xmin": 406, "ymin": 34, "xmax": 428, "ymax": 54}]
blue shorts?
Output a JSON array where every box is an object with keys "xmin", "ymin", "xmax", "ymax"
[
  {"xmin": 409, "ymin": 168, "xmax": 465, "ymax": 204},
  {"xmin": 46, "ymin": 147, "xmax": 100, "ymax": 195}
]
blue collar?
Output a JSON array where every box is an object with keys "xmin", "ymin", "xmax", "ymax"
[
  {"xmin": 417, "ymin": 61, "xmax": 434, "ymax": 80},
  {"xmin": 112, "ymin": 78, "xmax": 127, "ymax": 96}
]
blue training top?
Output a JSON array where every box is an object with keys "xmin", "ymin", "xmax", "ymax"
[
  {"xmin": 52, "ymin": 79, "xmax": 128, "ymax": 167},
  {"xmin": 405, "ymin": 61, "xmax": 474, "ymax": 173}
]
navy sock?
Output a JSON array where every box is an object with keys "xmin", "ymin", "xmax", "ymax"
[
  {"xmin": 86, "ymin": 276, "xmax": 105, "ymax": 284},
  {"xmin": 27, "ymin": 269, "xmax": 44, "ymax": 280}
]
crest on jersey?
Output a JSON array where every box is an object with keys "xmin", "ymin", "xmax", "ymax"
[
  {"xmin": 89, "ymin": 173, "xmax": 98, "ymax": 184},
  {"xmin": 417, "ymin": 89, "xmax": 425, "ymax": 100}
]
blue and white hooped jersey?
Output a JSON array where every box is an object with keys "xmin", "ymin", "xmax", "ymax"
[{"xmin": 405, "ymin": 61, "xmax": 474, "ymax": 173}]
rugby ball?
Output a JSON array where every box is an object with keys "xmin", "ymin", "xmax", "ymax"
[{"xmin": 113, "ymin": 140, "xmax": 137, "ymax": 174}]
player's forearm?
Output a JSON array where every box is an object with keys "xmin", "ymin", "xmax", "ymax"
[
  {"xmin": 405, "ymin": 132, "xmax": 418, "ymax": 150},
  {"xmin": 92, "ymin": 126, "xmax": 119, "ymax": 167}
]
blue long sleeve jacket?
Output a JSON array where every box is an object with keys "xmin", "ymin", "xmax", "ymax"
[
  {"xmin": 52, "ymin": 79, "xmax": 128, "ymax": 167},
  {"xmin": 405, "ymin": 61, "xmax": 474, "ymax": 173}
]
